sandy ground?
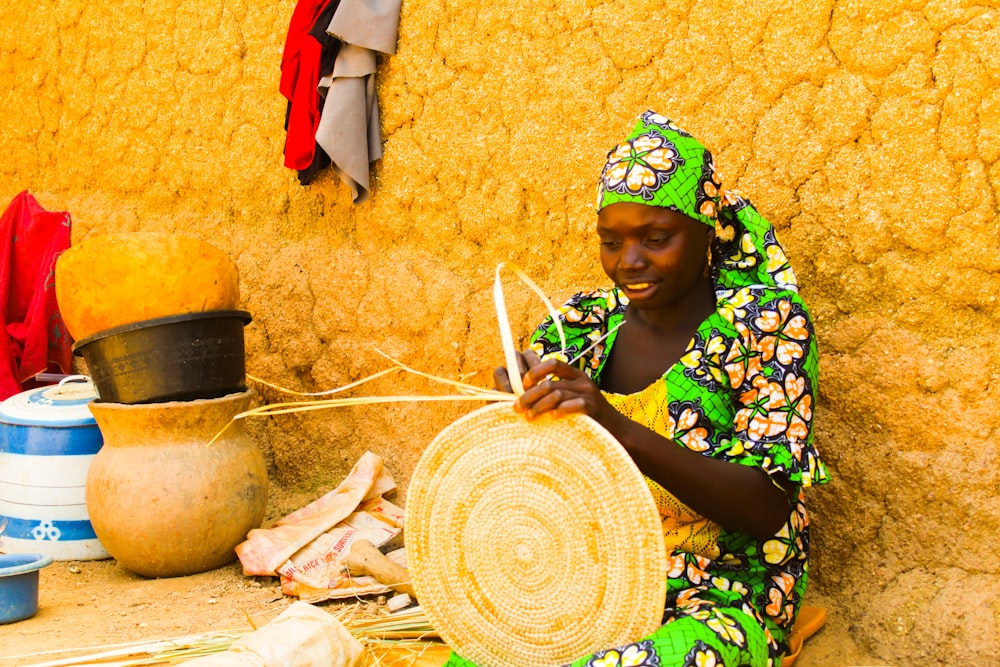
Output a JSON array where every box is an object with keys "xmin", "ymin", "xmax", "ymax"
[
  {"xmin": 0, "ymin": 557, "xmax": 888, "ymax": 667},
  {"xmin": 0, "ymin": 486, "xmax": 888, "ymax": 667}
]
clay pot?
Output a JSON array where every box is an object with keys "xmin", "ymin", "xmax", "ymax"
[
  {"xmin": 85, "ymin": 392, "xmax": 267, "ymax": 578},
  {"xmin": 55, "ymin": 232, "xmax": 241, "ymax": 340}
]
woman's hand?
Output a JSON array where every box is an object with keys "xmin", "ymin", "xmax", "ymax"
[
  {"xmin": 493, "ymin": 350, "xmax": 540, "ymax": 393},
  {"xmin": 495, "ymin": 351, "xmax": 616, "ymax": 425}
]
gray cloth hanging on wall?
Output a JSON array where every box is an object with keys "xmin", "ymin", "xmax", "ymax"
[{"xmin": 315, "ymin": 0, "xmax": 401, "ymax": 203}]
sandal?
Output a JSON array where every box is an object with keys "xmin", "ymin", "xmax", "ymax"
[{"xmin": 780, "ymin": 606, "xmax": 827, "ymax": 667}]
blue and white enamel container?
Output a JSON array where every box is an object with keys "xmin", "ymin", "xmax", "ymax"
[{"xmin": 0, "ymin": 376, "xmax": 109, "ymax": 560}]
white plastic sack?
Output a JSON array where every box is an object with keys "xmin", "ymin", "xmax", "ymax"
[{"xmin": 183, "ymin": 602, "xmax": 363, "ymax": 667}]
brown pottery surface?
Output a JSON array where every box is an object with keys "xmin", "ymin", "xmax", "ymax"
[
  {"xmin": 85, "ymin": 391, "xmax": 268, "ymax": 578},
  {"xmin": 54, "ymin": 232, "xmax": 241, "ymax": 341}
]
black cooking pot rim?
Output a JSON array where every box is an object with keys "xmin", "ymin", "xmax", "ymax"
[{"xmin": 71, "ymin": 310, "xmax": 252, "ymax": 353}]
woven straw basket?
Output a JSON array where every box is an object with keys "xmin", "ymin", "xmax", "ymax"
[{"xmin": 405, "ymin": 402, "xmax": 667, "ymax": 667}]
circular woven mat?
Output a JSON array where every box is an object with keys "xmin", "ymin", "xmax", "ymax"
[{"xmin": 405, "ymin": 402, "xmax": 667, "ymax": 667}]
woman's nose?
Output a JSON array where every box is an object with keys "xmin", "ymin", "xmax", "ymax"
[{"xmin": 620, "ymin": 240, "xmax": 646, "ymax": 268}]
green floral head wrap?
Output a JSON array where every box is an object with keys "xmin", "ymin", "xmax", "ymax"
[{"xmin": 596, "ymin": 111, "xmax": 801, "ymax": 297}]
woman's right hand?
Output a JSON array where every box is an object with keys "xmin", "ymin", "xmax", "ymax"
[
  {"xmin": 495, "ymin": 351, "xmax": 622, "ymax": 431},
  {"xmin": 493, "ymin": 350, "xmax": 542, "ymax": 393}
]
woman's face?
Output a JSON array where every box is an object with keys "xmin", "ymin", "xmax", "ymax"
[{"xmin": 596, "ymin": 202, "xmax": 713, "ymax": 311}]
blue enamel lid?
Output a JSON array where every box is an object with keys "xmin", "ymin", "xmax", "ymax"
[{"xmin": 0, "ymin": 376, "xmax": 98, "ymax": 427}]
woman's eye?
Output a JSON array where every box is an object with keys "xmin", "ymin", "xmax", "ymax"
[
  {"xmin": 646, "ymin": 236, "xmax": 669, "ymax": 245},
  {"xmin": 600, "ymin": 239, "xmax": 620, "ymax": 249}
]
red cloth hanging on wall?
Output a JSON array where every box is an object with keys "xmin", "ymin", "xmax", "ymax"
[
  {"xmin": 0, "ymin": 191, "xmax": 73, "ymax": 399},
  {"xmin": 280, "ymin": 0, "xmax": 335, "ymax": 171}
]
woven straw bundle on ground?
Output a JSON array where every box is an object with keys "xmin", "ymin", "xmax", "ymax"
[{"xmin": 405, "ymin": 402, "xmax": 667, "ymax": 667}]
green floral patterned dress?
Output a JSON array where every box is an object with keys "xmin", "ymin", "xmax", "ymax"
[
  {"xmin": 527, "ymin": 279, "xmax": 826, "ymax": 667},
  {"xmin": 445, "ymin": 111, "xmax": 829, "ymax": 667},
  {"xmin": 444, "ymin": 279, "xmax": 827, "ymax": 667}
]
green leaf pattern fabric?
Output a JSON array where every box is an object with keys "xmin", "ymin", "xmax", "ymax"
[{"xmin": 520, "ymin": 281, "xmax": 827, "ymax": 666}]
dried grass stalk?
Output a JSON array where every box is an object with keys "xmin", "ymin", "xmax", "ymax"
[{"xmin": 7, "ymin": 605, "xmax": 440, "ymax": 667}]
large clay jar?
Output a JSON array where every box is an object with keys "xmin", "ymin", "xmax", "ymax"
[{"xmin": 85, "ymin": 391, "xmax": 267, "ymax": 578}]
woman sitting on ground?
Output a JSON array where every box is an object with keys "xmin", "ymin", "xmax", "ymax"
[{"xmin": 448, "ymin": 111, "xmax": 829, "ymax": 667}]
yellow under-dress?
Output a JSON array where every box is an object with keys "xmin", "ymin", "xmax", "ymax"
[{"xmin": 603, "ymin": 379, "xmax": 721, "ymax": 557}]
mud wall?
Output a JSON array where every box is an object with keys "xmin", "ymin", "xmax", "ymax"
[{"xmin": 2, "ymin": 1, "xmax": 998, "ymax": 663}]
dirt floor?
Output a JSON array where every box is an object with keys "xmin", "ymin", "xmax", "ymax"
[
  {"xmin": 0, "ymin": 486, "xmax": 888, "ymax": 667},
  {"xmin": 0, "ymin": 561, "xmax": 888, "ymax": 667}
]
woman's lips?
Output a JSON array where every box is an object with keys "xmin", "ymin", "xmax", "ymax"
[{"xmin": 622, "ymin": 281, "xmax": 657, "ymax": 297}]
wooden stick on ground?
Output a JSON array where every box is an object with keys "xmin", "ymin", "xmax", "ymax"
[{"xmin": 343, "ymin": 539, "xmax": 416, "ymax": 599}]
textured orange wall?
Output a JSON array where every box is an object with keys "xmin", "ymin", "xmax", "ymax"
[{"xmin": 2, "ymin": 1, "xmax": 998, "ymax": 663}]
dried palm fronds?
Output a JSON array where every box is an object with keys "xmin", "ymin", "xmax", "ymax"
[
  {"xmin": 4, "ymin": 605, "xmax": 441, "ymax": 667},
  {"xmin": 493, "ymin": 261, "xmax": 566, "ymax": 395},
  {"xmin": 204, "ymin": 261, "xmax": 571, "ymax": 446},
  {"xmin": 362, "ymin": 641, "xmax": 451, "ymax": 667},
  {"xmin": 340, "ymin": 605, "xmax": 445, "ymax": 667},
  {"xmin": 1, "ymin": 629, "xmax": 252, "ymax": 667},
  {"xmin": 206, "ymin": 351, "xmax": 515, "ymax": 447},
  {"xmin": 334, "ymin": 604, "xmax": 437, "ymax": 641}
]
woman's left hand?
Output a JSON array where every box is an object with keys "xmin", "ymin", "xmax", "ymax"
[{"xmin": 514, "ymin": 351, "xmax": 617, "ymax": 425}]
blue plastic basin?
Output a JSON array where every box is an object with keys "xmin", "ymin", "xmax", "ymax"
[{"xmin": 0, "ymin": 553, "xmax": 52, "ymax": 623}]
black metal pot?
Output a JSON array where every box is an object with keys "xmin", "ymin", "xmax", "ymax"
[{"xmin": 72, "ymin": 310, "xmax": 251, "ymax": 404}]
